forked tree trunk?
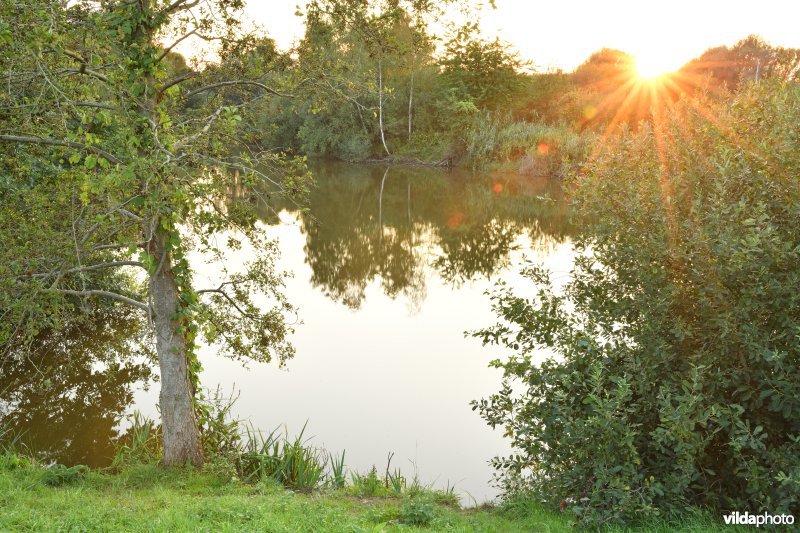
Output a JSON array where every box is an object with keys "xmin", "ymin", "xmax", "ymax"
[{"xmin": 150, "ymin": 231, "xmax": 204, "ymax": 466}]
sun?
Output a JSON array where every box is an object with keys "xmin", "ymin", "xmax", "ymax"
[{"xmin": 634, "ymin": 53, "xmax": 679, "ymax": 80}]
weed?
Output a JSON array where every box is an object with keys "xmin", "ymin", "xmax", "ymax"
[
  {"xmin": 112, "ymin": 412, "xmax": 161, "ymax": 468},
  {"xmin": 40, "ymin": 464, "xmax": 88, "ymax": 487},
  {"xmin": 350, "ymin": 466, "xmax": 382, "ymax": 497},
  {"xmin": 400, "ymin": 497, "xmax": 436, "ymax": 526},
  {"xmin": 328, "ymin": 450, "xmax": 346, "ymax": 488}
]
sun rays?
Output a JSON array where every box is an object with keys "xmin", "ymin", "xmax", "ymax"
[
  {"xmin": 578, "ymin": 59, "xmax": 740, "ymax": 176},
  {"xmin": 634, "ymin": 53, "xmax": 680, "ymax": 80}
]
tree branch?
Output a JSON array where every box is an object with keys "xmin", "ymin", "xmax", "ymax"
[
  {"xmin": 27, "ymin": 262, "xmax": 145, "ymax": 280},
  {"xmin": 74, "ymin": 101, "xmax": 117, "ymax": 110},
  {"xmin": 184, "ymin": 80, "xmax": 294, "ymax": 99},
  {"xmin": 172, "ymin": 105, "xmax": 225, "ymax": 151},
  {"xmin": 58, "ymin": 261, "xmax": 145, "ymax": 276},
  {"xmin": 59, "ymin": 289, "xmax": 149, "ymax": 312},
  {"xmin": 158, "ymin": 27, "xmax": 199, "ymax": 62},
  {"xmin": 60, "ymin": 49, "xmax": 111, "ymax": 84},
  {"xmin": 197, "ymin": 287, "xmax": 254, "ymax": 318},
  {"xmin": 158, "ymin": 71, "xmax": 195, "ymax": 96},
  {"xmin": 161, "ymin": 0, "xmax": 201, "ymax": 15},
  {"xmin": 0, "ymin": 134, "xmax": 123, "ymax": 164}
]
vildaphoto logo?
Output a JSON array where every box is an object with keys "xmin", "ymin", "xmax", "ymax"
[{"xmin": 722, "ymin": 511, "xmax": 795, "ymax": 527}]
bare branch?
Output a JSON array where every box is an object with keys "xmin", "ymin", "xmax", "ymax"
[
  {"xmin": 184, "ymin": 80, "xmax": 294, "ymax": 99},
  {"xmin": 74, "ymin": 102, "xmax": 117, "ymax": 110},
  {"xmin": 59, "ymin": 289, "xmax": 149, "ymax": 312},
  {"xmin": 63, "ymin": 261, "xmax": 145, "ymax": 275},
  {"xmin": 161, "ymin": 0, "xmax": 201, "ymax": 15},
  {"xmin": 118, "ymin": 208, "xmax": 143, "ymax": 222},
  {"xmin": 158, "ymin": 27, "xmax": 199, "ymax": 62},
  {"xmin": 202, "ymin": 156, "xmax": 282, "ymax": 189},
  {"xmin": 60, "ymin": 49, "xmax": 111, "ymax": 84},
  {"xmin": 172, "ymin": 105, "xmax": 224, "ymax": 151},
  {"xmin": 78, "ymin": 197, "xmax": 143, "ymax": 247},
  {"xmin": 158, "ymin": 71, "xmax": 195, "ymax": 96},
  {"xmin": 92, "ymin": 242, "xmax": 146, "ymax": 251},
  {"xmin": 197, "ymin": 287, "xmax": 254, "ymax": 318},
  {"xmin": 30, "ymin": 261, "xmax": 145, "ymax": 279}
]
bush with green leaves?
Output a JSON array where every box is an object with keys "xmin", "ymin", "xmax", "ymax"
[{"xmin": 473, "ymin": 80, "xmax": 800, "ymax": 527}]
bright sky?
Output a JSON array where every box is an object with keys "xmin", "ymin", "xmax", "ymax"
[{"xmin": 236, "ymin": 0, "xmax": 800, "ymax": 73}]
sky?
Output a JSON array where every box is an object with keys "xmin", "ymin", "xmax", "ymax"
[{"xmin": 232, "ymin": 0, "xmax": 800, "ymax": 73}]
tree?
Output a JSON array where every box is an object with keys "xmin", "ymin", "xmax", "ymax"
[
  {"xmin": 572, "ymin": 48, "xmax": 635, "ymax": 92},
  {"xmin": 440, "ymin": 22, "xmax": 526, "ymax": 110},
  {"xmin": 300, "ymin": 0, "xmax": 450, "ymax": 159},
  {"xmin": 1, "ymin": 1, "xmax": 305, "ymax": 465},
  {"xmin": 681, "ymin": 35, "xmax": 800, "ymax": 90}
]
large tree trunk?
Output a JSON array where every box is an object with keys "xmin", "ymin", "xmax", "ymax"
[
  {"xmin": 150, "ymin": 231, "xmax": 204, "ymax": 466},
  {"xmin": 129, "ymin": 0, "xmax": 203, "ymax": 466}
]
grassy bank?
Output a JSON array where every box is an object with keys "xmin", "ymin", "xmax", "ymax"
[{"xmin": 0, "ymin": 454, "xmax": 735, "ymax": 532}]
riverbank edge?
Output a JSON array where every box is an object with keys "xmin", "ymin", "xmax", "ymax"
[{"xmin": 0, "ymin": 454, "xmax": 736, "ymax": 532}]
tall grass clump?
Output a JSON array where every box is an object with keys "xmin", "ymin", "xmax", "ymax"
[
  {"xmin": 112, "ymin": 412, "xmax": 162, "ymax": 467},
  {"xmin": 329, "ymin": 450, "xmax": 346, "ymax": 488},
  {"xmin": 106, "ymin": 393, "xmax": 461, "ymax": 502},
  {"xmin": 237, "ymin": 423, "xmax": 327, "ymax": 491},
  {"xmin": 0, "ymin": 425, "xmax": 30, "ymax": 471},
  {"xmin": 463, "ymin": 111, "xmax": 594, "ymax": 174}
]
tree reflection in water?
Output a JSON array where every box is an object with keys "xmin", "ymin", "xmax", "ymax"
[
  {"xmin": 258, "ymin": 161, "xmax": 573, "ymax": 309},
  {"xmin": 1, "ymin": 162, "xmax": 572, "ymax": 466},
  {"xmin": 0, "ymin": 306, "xmax": 154, "ymax": 467}
]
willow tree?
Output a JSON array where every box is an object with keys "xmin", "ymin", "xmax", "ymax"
[{"xmin": 0, "ymin": 1, "xmax": 305, "ymax": 464}]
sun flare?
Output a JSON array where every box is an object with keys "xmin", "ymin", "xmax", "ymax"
[{"xmin": 634, "ymin": 53, "xmax": 679, "ymax": 80}]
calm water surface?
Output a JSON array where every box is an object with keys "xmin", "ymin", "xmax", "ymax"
[{"xmin": 1, "ymin": 161, "xmax": 574, "ymax": 504}]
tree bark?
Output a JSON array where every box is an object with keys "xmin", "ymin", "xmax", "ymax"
[
  {"xmin": 129, "ymin": 0, "xmax": 203, "ymax": 466},
  {"xmin": 407, "ymin": 63, "xmax": 414, "ymax": 141},
  {"xmin": 378, "ymin": 60, "xmax": 391, "ymax": 157},
  {"xmin": 150, "ymin": 230, "xmax": 204, "ymax": 466}
]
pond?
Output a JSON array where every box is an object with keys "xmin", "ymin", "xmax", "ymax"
[{"xmin": 0, "ymin": 161, "xmax": 574, "ymax": 504}]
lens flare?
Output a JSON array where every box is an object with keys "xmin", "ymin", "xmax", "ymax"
[{"xmin": 634, "ymin": 53, "xmax": 678, "ymax": 80}]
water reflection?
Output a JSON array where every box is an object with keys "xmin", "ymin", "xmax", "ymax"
[
  {"xmin": 3, "ymin": 161, "xmax": 573, "ymax": 500},
  {"xmin": 0, "ymin": 308, "xmax": 154, "ymax": 467},
  {"xmin": 259, "ymin": 162, "xmax": 571, "ymax": 309}
]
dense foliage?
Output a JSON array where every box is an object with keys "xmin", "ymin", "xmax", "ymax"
[
  {"xmin": 0, "ymin": 0, "xmax": 308, "ymax": 464},
  {"xmin": 473, "ymin": 80, "xmax": 800, "ymax": 526},
  {"xmin": 252, "ymin": 9, "xmax": 800, "ymax": 173}
]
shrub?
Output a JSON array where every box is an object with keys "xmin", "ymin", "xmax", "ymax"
[{"xmin": 473, "ymin": 80, "xmax": 800, "ymax": 526}]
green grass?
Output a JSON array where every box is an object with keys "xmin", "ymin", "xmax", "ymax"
[{"xmin": 0, "ymin": 454, "xmax": 740, "ymax": 532}]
